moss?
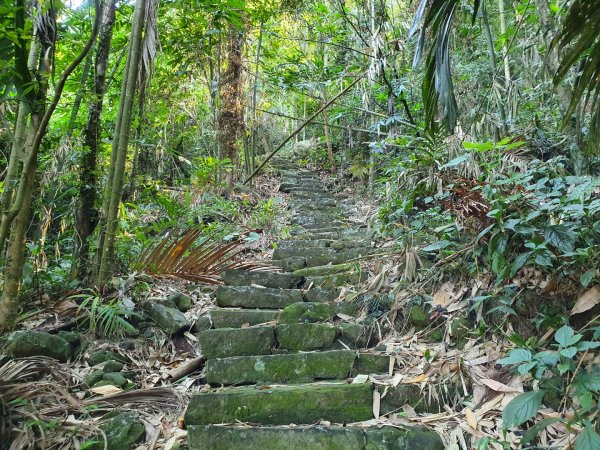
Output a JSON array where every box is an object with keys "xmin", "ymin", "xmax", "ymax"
[
  {"xmin": 205, "ymin": 350, "xmax": 355, "ymax": 385},
  {"xmin": 293, "ymin": 262, "xmax": 355, "ymax": 277},
  {"xmin": 184, "ymin": 382, "xmax": 374, "ymax": 425},
  {"xmin": 277, "ymin": 323, "xmax": 338, "ymax": 351},
  {"xmin": 216, "ymin": 286, "xmax": 303, "ymax": 309},
  {"xmin": 304, "ymin": 272, "xmax": 367, "ymax": 288},
  {"xmin": 279, "ymin": 302, "xmax": 335, "ymax": 324},
  {"xmin": 409, "ymin": 305, "xmax": 429, "ymax": 329},
  {"xmin": 198, "ymin": 327, "xmax": 275, "ymax": 359},
  {"xmin": 352, "ymin": 353, "xmax": 391, "ymax": 376},
  {"xmin": 338, "ymin": 324, "xmax": 370, "ymax": 348},
  {"xmin": 210, "ymin": 309, "xmax": 280, "ymax": 328}
]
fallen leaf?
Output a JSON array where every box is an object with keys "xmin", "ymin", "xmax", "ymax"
[
  {"xmin": 571, "ymin": 285, "xmax": 600, "ymax": 315},
  {"xmin": 403, "ymin": 374, "xmax": 426, "ymax": 384},
  {"xmin": 373, "ymin": 390, "xmax": 381, "ymax": 419},
  {"xmin": 465, "ymin": 407, "xmax": 478, "ymax": 429},
  {"xmin": 432, "ymin": 282, "xmax": 455, "ymax": 308},
  {"xmin": 352, "ymin": 374, "xmax": 369, "ymax": 384},
  {"xmin": 480, "ymin": 378, "xmax": 521, "ymax": 393},
  {"xmin": 90, "ymin": 385, "xmax": 122, "ymax": 395}
]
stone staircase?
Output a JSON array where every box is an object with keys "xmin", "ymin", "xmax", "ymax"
[{"xmin": 184, "ymin": 160, "xmax": 444, "ymax": 449}]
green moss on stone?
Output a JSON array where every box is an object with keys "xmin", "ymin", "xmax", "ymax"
[
  {"xmin": 198, "ymin": 327, "xmax": 275, "ymax": 359},
  {"xmin": 293, "ymin": 263, "xmax": 355, "ymax": 277},
  {"xmin": 210, "ymin": 309, "xmax": 280, "ymax": 328},
  {"xmin": 408, "ymin": 305, "xmax": 429, "ymax": 329},
  {"xmin": 184, "ymin": 382, "xmax": 374, "ymax": 425},
  {"xmin": 279, "ymin": 302, "xmax": 335, "ymax": 323},
  {"xmin": 276, "ymin": 323, "xmax": 338, "ymax": 351}
]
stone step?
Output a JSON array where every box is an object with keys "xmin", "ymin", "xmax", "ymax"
[
  {"xmin": 304, "ymin": 271, "xmax": 368, "ymax": 288},
  {"xmin": 273, "ymin": 247, "xmax": 371, "ymax": 267},
  {"xmin": 205, "ymin": 349, "xmax": 356, "ymax": 385},
  {"xmin": 184, "ymin": 382, "xmax": 374, "ymax": 426},
  {"xmin": 221, "ymin": 270, "xmax": 303, "ymax": 289},
  {"xmin": 188, "ymin": 425, "xmax": 444, "ymax": 450},
  {"xmin": 198, "ymin": 320, "xmax": 370, "ymax": 358},
  {"xmin": 216, "ymin": 285, "xmax": 303, "ymax": 309},
  {"xmin": 206, "ymin": 350, "xmax": 385, "ymax": 386},
  {"xmin": 210, "ymin": 308, "xmax": 280, "ymax": 328},
  {"xmin": 279, "ymin": 301, "xmax": 360, "ymax": 323}
]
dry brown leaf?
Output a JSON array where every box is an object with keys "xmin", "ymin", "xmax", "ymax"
[
  {"xmin": 465, "ymin": 407, "xmax": 478, "ymax": 429},
  {"xmin": 403, "ymin": 374, "xmax": 426, "ymax": 384},
  {"xmin": 336, "ymin": 313, "xmax": 355, "ymax": 322},
  {"xmin": 571, "ymin": 285, "xmax": 600, "ymax": 315},
  {"xmin": 90, "ymin": 384, "xmax": 122, "ymax": 395},
  {"xmin": 480, "ymin": 378, "xmax": 521, "ymax": 393},
  {"xmin": 432, "ymin": 282, "xmax": 455, "ymax": 308},
  {"xmin": 373, "ymin": 390, "xmax": 381, "ymax": 419}
]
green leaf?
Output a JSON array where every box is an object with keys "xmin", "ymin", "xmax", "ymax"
[
  {"xmin": 544, "ymin": 224, "xmax": 577, "ymax": 253},
  {"xmin": 577, "ymin": 341, "xmax": 600, "ymax": 351},
  {"xmin": 555, "ymin": 325, "xmax": 583, "ymax": 347},
  {"xmin": 510, "ymin": 252, "xmax": 530, "ymax": 277},
  {"xmin": 575, "ymin": 424, "xmax": 600, "ymax": 450},
  {"xmin": 533, "ymin": 350, "xmax": 560, "ymax": 366},
  {"xmin": 560, "ymin": 346, "xmax": 577, "ymax": 358},
  {"xmin": 497, "ymin": 348, "xmax": 532, "ymax": 365},
  {"xmin": 421, "ymin": 240, "xmax": 451, "ymax": 252},
  {"xmin": 463, "ymin": 141, "xmax": 494, "ymax": 151},
  {"xmin": 576, "ymin": 372, "xmax": 600, "ymax": 391},
  {"xmin": 502, "ymin": 390, "xmax": 545, "ymax": 429},
  {"xmin": 440, "ymin": 154, "xmax": 470, "ymax": 169},
  {"xmin": 580, "ymin": 269, "xmax": 597, "ymax": 288},
  {"xmin": 520, "ymin": 417, "xmax": 564, "ymax": 446}
]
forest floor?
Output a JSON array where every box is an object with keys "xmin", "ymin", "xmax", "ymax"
[{"xmin": 1, "ymin": 156, "xmax": 582, "ymax": 449}]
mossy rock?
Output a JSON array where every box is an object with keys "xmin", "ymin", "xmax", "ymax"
[
  {"xmin": 7, "ymin": 331, "xmax": 73, "ymax": 362},
  {"xmin": 210, "ymin": 309, "xmax": 280, "ymax": 328},
  {"xmin": 352, "ymin": 353, "xmax": 391, "ymax": 376},
  {"xmin": 103, "ymin": 360, "xmax": 124, "ymax": 372},
  {"xmin": 279, "ymin": 302, "xmax": 335, "ymax": 324},
  {"xmin": 102, "ymin": 372, "xmax": 128, "ymax": 387},
  {"xmin": 205, "ymin": 350, "xmax": 355, "ymax": 385},
  {"xmin": 303, "ymin": 287, "xmax": 340, "ymax": 303},
  {"xmin": 304, "ymin": 271, "xmax": 367, "ymax": 288},
  {"xmin": 168, "ymin": 292, "xmax": 193, "ymax": 312},
  {"xmin": 276, "ymin": 323, "xmax": 338, "ymax": 351},
  {"xmin": 87, "ymin": 411, "xmax": 145, "ymax": 450},
  {"xmin": 221, "ymin": 270, "xmax": 304, "ymax": 289},
  {"xmin": 293, "ymin": 262, "xmax": 356, "ymax": 277},
  {"xmin": 88, "ymin": 350, "xmax": 126, "ymax": 366},
  {"xmin": 142, "ymin": 301, "xmax": 189, "ymax": 336},
  {"xmin": 184, "ymin": 382, "xmax": 374, "ymax": 426},
  {"xmin": 198, "ymin": 326, "xmax": 275, "ymax": 359},
  {"xmin": 84, "ymin": 370, "xmax": 105, "ymax": 388},
  {"xmin": 216, "ymin": 286, "xmax": 303, "ymax": 309},
  {"xmin": 195, "ymin": 315, "xmax": 212, "ymax": 332},
  {"xmin": 408, "ymin": 305, "xmax": 429, "ymax": 329}
]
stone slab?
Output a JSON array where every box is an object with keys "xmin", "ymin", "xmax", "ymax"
[
  {"xmin": 198, "ymin": 326, "xmax": 275, "ymax": 359},
  {"xmin": 216, "ymin": 286, "xmax": 303, "ymax": 309},
  {"xmin": 210, "ymin": 308, "xmax": 280, "ymax": 328},
  {"xmin": 221, "ymin": 270, "xmax": 304, "ymax": 289},
  {"xmin": 184, "ymin": 382, "xmax": 374, "ymax": 425},
  {"xmin": 205, "ymin": 350, "xmax": 355, "ymax": 385},
  {"xmin": 276, "ymin": 323, "xmax": 338, "ymax": 351}
]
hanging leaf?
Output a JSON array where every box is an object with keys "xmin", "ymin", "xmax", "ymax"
[
  {"xmin": 502, "ymin": 390, "xmax": 546, "ymax": 429},
  {"xmin": 543, "ymin": 224, "xmax": 577, "ymax": 253}
]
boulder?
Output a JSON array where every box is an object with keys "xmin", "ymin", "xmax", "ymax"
[
  {"xmin": 88, "ymin": 411, "xmax": 145, "ymax": 450},
  {"xmin": 7, "ymin": 331, "xmax": 73, "ymax": 362},
  {"xmin": 142, "ymin": 301, "xmax": 189, "ymax": 336},
  {"xmin": 168, "ymin": 292, "xmax": 193, "ymax": 312}
]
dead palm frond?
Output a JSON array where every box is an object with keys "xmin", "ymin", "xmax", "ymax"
[{"xmin": 135, "ymin": 227, "xmax": 269, "ymax": 283}]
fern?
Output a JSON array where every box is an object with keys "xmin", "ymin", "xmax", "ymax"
[{"xmin": 73, "ymin": 290, "xmax": 138, "ymax": 338}]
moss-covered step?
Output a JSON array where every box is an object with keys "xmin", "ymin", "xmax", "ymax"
[
  {"xmin": 277, "ymin": 247, "xmax": 371, "ymax": 268},
  {"xmin": 304, "ymin": 271, "xmax": 368, "ymax": 288},
  {"xmin": 184, "ymin": 382, "xmax": 374, "ymax": 426},
  {"xmin": 377, "ymin": 384, "xmax": 457, "ymax": 414},
  {"xmin": 293, "ymin": 262, "xmax": 358, "ymax": 277},
  {"xmin": 188, "ymin": 425, "xmax": 444, "ymax": 450},
  {"xmin": 221, "ymin": 270, "xmax": 304, "ymax": 289},
  {"xmin": 279, "ymin": 301, "xmax": 361, "ymax": 324},
  {"xmin": 215, "ymin": 286, "xmax": 303, "ymax": 309},
  {"xmin": 276, "ymin": 323, "xmax": 339, "ymax": 351},
  {"xmin": 210, "ymin": 308, "xmax": 280, "ymax": 328},
  {"xmin": 197, "ymin": 326, "xmax": 275, "ymax": 359},
  {"xmin": 351, "ymin": 353, "xmax": 392, "ymax": 376},
  {"xmin": 205, "ymin": 350, "xmax": 356, "ymax": 385}
]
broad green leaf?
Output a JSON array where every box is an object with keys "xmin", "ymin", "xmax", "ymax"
[
  {"xmin": 580, "ymin": 269, "xmax": 596, "ymax": 287},
  {"xmin": 577, "ymin": 341, "xmax": 600, "ymax": 351},
  {"xmin": 497, "ymin": 348, "xmax": 532, "ymax": 365},
  {"xmin": 576, "ymin": 372, "xmax": 600, "ymax": 391},
  {"xmin": 555, "ymin": 325, "xmax": 583, "ymax": 347},
  {"xmin": 440, "ymin": 154, "xmax": 470, "ymax": 169},
  {"xmin": 544, "ymin": 224, "xmax": 577, "ymax": 253},
  {"xmin": 463, "ymin": 141, "xmax": 494, "ymax": 151},
  {"xmin": 502, "ymin": 390, "xmax": 545, "ymax": 429},
  {"xmin": 517, "ymin": 361, "xmax": 537, "ymax": 375},
  {"xmin": 421, "ymin": 240, "xmax": 451, "ymax": 252},
  {"xmin": 534, "ymin": 350, "xmax": 560, "ymax": 366},
  {"xmin": 575, "ymin": 425, "xmax": 600, "ymax": 450},
  {"xmin": 560, "ymin": 346, "xmax": 577, "ymax": 358},
  {"xmin": 510, "ymin": 252, "xmax": 530, "ymax": 277}
]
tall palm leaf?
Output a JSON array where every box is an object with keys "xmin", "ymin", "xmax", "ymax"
[{"xmin": 553, "ymin": 0, "xmax": 600, "ymax": 144}]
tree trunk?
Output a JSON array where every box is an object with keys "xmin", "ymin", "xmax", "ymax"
[
  {"xmin": 72, "ymin": 0, "xmax": 117, "ymax": 280},
  {"xmin": 95, "ymin": 0, "xmax": 147, "ymax": 283},
  {"xmin": 218, "ymin": 25, "xmax": 245, "ymax": 182},
  {"xmin": 322, "ymin": 110, "xmax": 335, "ymax": 170}
]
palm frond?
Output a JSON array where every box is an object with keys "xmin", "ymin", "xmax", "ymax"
[
  {"xmin": 411, "ymin": 0, "xmax": 481, "ymax": 133},
  {"xmin": 553, "ymin": 0, "xmax": 600, "ymax": 144},
  {"xmin": 135, "ymin": 227, "xmax": 268, "ymax": 283}
]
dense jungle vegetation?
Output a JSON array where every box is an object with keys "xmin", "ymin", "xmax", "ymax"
[{"xmin": 1, "ymin": 0, "xmax": 600, "ymax": 448}]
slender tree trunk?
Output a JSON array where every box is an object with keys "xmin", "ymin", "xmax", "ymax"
[
  {"xmin": 322, "ymin": 110, "xmax": 335, "ymax": 170},
  {"xmin": 96, "ymin": 0, "xmax": 147, "ymax": 283},
  {"xmin": 482, "ymin": 3, "xmax": 509, "ymax": 136},
  {"xmin": 249, "ymin": 24, "xmax": 263, "ymax": 176},
  {"xmin": 72, "ymin": 0, "xmax": 116, "ymax": 280},
  {"xmin": 0, "ymin": 2, "xmax": 100, "ymax": 330},
  {"xmin": 218, "ymin": 25, "xmax": 245, "ymax": 183}
]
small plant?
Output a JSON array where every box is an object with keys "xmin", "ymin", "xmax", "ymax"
[
  {"xmin": 72, "ymin": 289, "xmax": 139, "ymax": 338},
  {"xmin": 498, "ymin": 324, "xmax": 600, "ymax": 448}
]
